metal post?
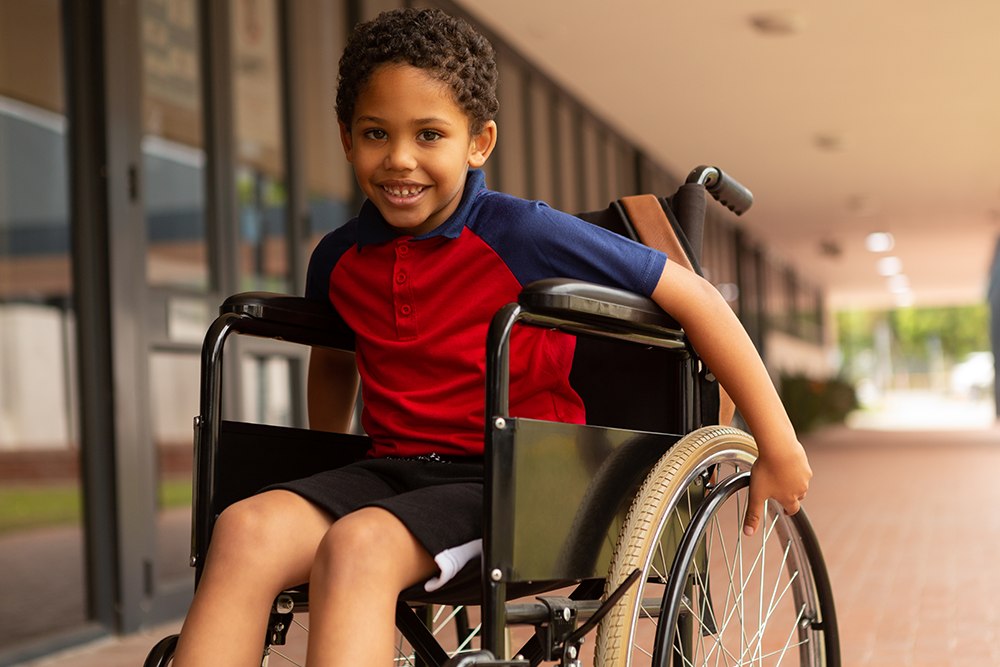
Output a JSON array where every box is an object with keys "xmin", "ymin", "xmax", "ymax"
[{"xmin": 988, "ymin": 237, "xmax": 1000, "ymax": 420}]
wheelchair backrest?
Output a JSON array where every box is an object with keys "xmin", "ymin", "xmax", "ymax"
[{"xmin": 570, "ymin": 195, "xmax": 699, "ymax": 434}]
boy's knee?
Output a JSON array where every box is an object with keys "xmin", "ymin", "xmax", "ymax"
[
  {"xmin": 212, "ymin": 500, "xmax": 273, "ymax": 553},
  {"xmin": 315, "ymin": 509, "xmax": 416, "ymax": 576},
  {"xmin": 318, "ymin": 511, "xmax": 383, "ymax": 561},
  {"xmin": 211, "ymin": 492, "xmax": 300, "ymax": 555}
]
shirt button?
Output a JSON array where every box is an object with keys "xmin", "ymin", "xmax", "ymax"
[
  {"xmin": 397, "ymin": 244, "xmax": 409, "ymax": 255},
  {"xmin": 395, "ymin": 272, "xmax": 407, "ymax": 284},
  {"xmin": 400, "ymin": 304, "xmax": 412, "ymax": 316}
]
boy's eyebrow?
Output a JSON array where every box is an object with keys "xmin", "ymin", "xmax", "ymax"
[
  {"xmin": 354, "ymin": 115, "xmax": 455, "ymax": 127},
  {"xmin": 413, "ymin": 117, "xmax": 455, "ymax": 126}
]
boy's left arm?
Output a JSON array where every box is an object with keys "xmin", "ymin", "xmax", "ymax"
[{"xmin": 650, "ymin": 259, "xmax": 812, "ymax": 536}]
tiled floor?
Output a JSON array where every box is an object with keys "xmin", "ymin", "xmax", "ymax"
[
  {"xmin": 12, "ymin": 423, "xmax": 1000, "ymax": 666},
  {"xmin": 793, "ymin": 426, "xmax": 1000, "ymax": 666}
]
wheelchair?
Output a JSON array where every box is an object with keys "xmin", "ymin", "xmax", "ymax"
[{"xmin": 144, "ymin": 166, "xmax": 839, "ymax": 666}]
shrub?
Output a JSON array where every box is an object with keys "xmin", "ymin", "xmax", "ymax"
[{"xmin": 779, "ymin": 373, "xmax": 859, "ymax": 434}]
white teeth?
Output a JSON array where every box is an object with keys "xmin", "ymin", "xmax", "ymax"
[{"xmin": 385, "ymin": 185, "xmax": 423, "ymax": 197}]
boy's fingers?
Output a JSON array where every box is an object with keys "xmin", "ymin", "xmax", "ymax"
[
  {"xmin": 742, "ymin": 508, "xmax": 760, "ymax": 537},
  {"xmin": 746, "ymin": 488, "xmax": 805, "ymax": 534},
  {"xmin": 742, "ymin": 481, "xmax": 765, "ymax": 536}
]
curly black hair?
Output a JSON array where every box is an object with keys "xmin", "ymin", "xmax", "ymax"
[{"xmin": 336, "ymin": 7, "xmax": 499, "ymax": 134}]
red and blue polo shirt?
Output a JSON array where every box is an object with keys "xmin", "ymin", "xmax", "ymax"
[{"xmin": 306, "ymin": 170, "xmax": 667, "ymax": 458}]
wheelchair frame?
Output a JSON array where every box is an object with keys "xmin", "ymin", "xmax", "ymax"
[{"xmin": 145, "ymin": 167, "xmax": 839, "ymax": 667}]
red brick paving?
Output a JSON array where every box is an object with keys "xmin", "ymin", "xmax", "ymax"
[{"xmin": 801, "ymin": 426, "xmax": 1000, "ymax": 666}]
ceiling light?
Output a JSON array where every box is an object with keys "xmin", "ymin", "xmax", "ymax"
[
  {"xmin": 888, "ymin": 274, "xmax": 910, "ymax": 293},
  {"xmin": 819, "ymin": 239, "xmax": 842, "ymax": 258},
  {"xmin": 846, "ymin": 194, "xmax": 880, "ymax": 217},
  {"xmin": 865, "ymin": 232, "xmax": 895, "ymax": 253},
  {"xmin": 877, "ymin": 256, "xmax": 902, "ymax": 276},
  {"xmin": 748, "ymin": 10, "xmax": 805, "ymax": 35},
  {"xmin": 814, "ymin": 132, "xmax": 844, "ymax": 152}
]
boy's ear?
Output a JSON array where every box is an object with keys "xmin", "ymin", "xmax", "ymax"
[
  {"xmin": 467, "ymin": 120, "xmax": 497, "ymax": 169},
  {"xmin": 339, "ymin": 121, "xmax": 354, "ymax": 162}
]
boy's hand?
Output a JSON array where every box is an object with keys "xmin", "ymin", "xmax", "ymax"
[{"xmin": 742, "ymin": 443, "xmax": 812, "ymax": 536}]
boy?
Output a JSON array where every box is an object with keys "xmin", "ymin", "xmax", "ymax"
[{"xmin": 173, "ymin": 8, "xmax": 811, "ymax": 666}]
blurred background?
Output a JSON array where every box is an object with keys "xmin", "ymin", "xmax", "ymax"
[{"xmin": 0, "ymin": 0, "xmax": 997, "ymax": 665}]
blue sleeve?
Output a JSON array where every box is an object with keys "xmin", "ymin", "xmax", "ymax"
[
  {"xmin": 469, "ymin": 193, "xmax": 667, "ymax": 296},
  {"xmin": 304, "ymin": 218, "xmax": 359, "ymax": 302}
]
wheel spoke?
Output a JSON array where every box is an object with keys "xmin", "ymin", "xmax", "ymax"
[
  {"xmin": 266, "ymin": 648, "xmax": 303, "ymax": 667},
  {"xmin": 595, "ymin": 427, "xmax": 832, "ymax": 667},
  {"xmin": 453, "ymin": 623, "xmax": 483, "ymax": 653},
  {"xmin": 680, "ymin": 485, "xmax": 819, "ymax": 667}
]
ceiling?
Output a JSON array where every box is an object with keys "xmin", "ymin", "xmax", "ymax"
[{"xmin": 453, "ymin": 0, "xmax": 1000, "ymax": 309}]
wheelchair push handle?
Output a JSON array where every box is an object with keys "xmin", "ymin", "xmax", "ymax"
[{"xmin": 686, "ymin": 165, "xmax": 753, "ymax": 216}]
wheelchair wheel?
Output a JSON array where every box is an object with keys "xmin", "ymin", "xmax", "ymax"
[
  {"xmin": 142, "ymin": 634, "xmax": 178, "ymax": 667},
  {"xmin": 595, "ymin": 426, "xmax": 838, "ymax": 666}
]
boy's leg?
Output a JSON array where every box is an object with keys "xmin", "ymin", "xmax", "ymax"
[
  {"xmin": 173, "ymin": 490, "xmax": 334, "ymax": 667},
  {"xmin": 306, "ymin": 506, "xmax": 438, "ymax": 666}
]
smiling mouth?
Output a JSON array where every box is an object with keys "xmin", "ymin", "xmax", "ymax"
[{"xmin": 382, "ymin": 184, "xmax": 427, "ymax": 200}]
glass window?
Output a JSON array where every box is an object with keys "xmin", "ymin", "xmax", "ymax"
[
  {"xmin": 738, "ymin": 239, "xmax": 765, "ymax": 341},
  {"xmin": 602, "ymin": 132, "xmax": 620, "ymax": 200},
  {"xmin": 703, "ymin": 218, "xmax": 740, "ymax": 311},
  {"xmin": 496, "ymin": 53, "xmax": 529, "ymax": 199},
  {"xmin": 232, "ymin": 0, "xmax": 289, "ymax": 293},
  {"xmin": 241, "ymin": 353, "xmax": 294, "ymax": 426},
  {"xmin": 609, "ymin": 137, "xmax": 637, "ymax": 198},
  {"xmin": 0, "ymin": 0, "xmax": 87, "ymax": 650},
  {"xmin": 765, "ymin": 259, "xmax": 789, "ymax": 333},
  {"xmin": 528, "ymin": 77, "xmax": 555, "ymax": 204},
  {"xmin": 292, "ymin": 0, "xmax": 354, "ymax": 255},
  {"xmin": 149, "ymin": 350, "xmax": 198, "ymax": 584},
  {"xmin": 555, "ymin": 97, "xmax": 578, "ymax": 212},
  {"xmin": 638, "ymin": 154, "xmax": 673, "ymax": 198},
  {"xmin": 141, "ymin": 0, "xmax": 208, "ymax": 289},
  {"xmin": 579, "ymin": 114, "xmax": 604, "ymax": 212}
]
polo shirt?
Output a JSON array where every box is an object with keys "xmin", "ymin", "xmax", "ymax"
[{"xmin": 306, "ymin": 170, "xmax": 667, "ymax": 458}]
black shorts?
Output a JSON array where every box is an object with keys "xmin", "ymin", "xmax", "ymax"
[{"xmin": 264, "ymin": 456, "xmax": 484, "ymax": 591}]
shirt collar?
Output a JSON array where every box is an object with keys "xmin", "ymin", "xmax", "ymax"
[{"xmin": 356, "ymin": 169, "xmax": 486, "ymax": 248}]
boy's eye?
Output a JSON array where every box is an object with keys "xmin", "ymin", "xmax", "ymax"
[
  {"xmin": 418, "ymin": 130, "xmax": 442, "ymax": 142},
  {"xmin": 362, "ymin": 128, "xmax": 387, "ymax": 141}
]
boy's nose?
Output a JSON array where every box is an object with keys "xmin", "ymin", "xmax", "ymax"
[{"xmin": 383, "ymin": 141, "xmax": 417, "ymax": 171}]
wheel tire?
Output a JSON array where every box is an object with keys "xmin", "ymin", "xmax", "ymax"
[
  {"xmin": 596, "ymin": 426, "xmax": 757, "ymax": 666},
  {"xmin": 595, "ymin": 425, "xmax": 838, "ymax": 666}
]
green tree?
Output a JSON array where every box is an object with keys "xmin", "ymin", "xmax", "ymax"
[
  {"xmin": 889, "ymin": 305, "xmax": 989, "ymax": 360},
  {"xmin": 837, "ymin": 303, "xmax": 991, "ymax": 379}
]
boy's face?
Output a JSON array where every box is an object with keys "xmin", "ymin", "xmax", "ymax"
[{"xmin": 340, "ymin": 64, "xmax": 496, "ymax": 237}]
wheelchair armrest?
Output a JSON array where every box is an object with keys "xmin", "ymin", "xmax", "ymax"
[
  {"xmin": 220, "ymin": 292, "xmax": 355, "ymax": 350},
  {"xmin": 518, "ymin": 278, "xmax": 682, "ymax": 339}
]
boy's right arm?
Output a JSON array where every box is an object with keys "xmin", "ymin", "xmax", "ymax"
[
  {"xmin": 650, "ymin": 259, "xmax": 812, "ymax": 536},
  {"xmin": 307, "ymin": 347, "xmax": 361, "ymax": 433}
]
